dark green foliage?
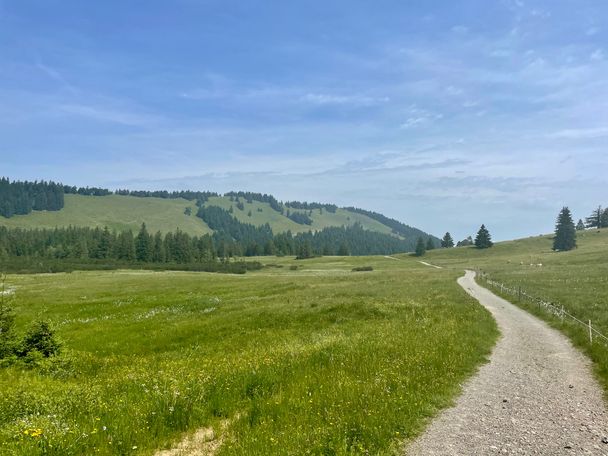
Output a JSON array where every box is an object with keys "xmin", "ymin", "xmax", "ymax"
[
  {"xmin": 287, "ymin": 211, "xmax": 313, "ymax": 225},
  {"xmin": 352, "ymin": 266, "xmax": 373, "ymax": 272},
  {"xmin": 415, "ymin": 237, "xmax": 426, "ymax": 257},
  {"xmin": 553, "ymin": 207, "xmax": 577, "ymax": 251},
  {"xmin": 135, "ymin": 223, "xmax": 152, "ymax": 262},
  {"xmin": 576, "ymin": 219, "xmax": 586, "ymax": 231},
  {"xmin": 344, "ymin": 206, "xmax": 440, "ymax": 244},
  {"xmin": 296, "ymin": 241, "xmax": 314, "ymax": 259},
  {"xmin": 285, "ymin": 201, "xmax": 337, "ymax": 213},
  {"xmin": 441, "ymin": 232, "xmax": 454, "ymax": 248},
  {"xmin": 337, "ymin": 242, "xmax": 350, "ymax": 256},
  {"xmin": 64, "ymin": 186, "xmax": 112, "ymax": 196},
  {"xmin": 0, "ymin": 178, "xmax": 64, "ymax": 218},
  {"xmin": 474, "ymin": 225, "xmax": 493, "ymax": 249},
  {"xmin": 585, "ymin": 206, "xmax": 603, "ymax": 229},
  {"xmin": 602, "ymin": 208, "xmax": 608, "ymax": 228},
  {"xmin": 236, "ymin": 201, "xmax": 245, "ymax": 211},
  {"xmin": 184, "ymin": 207, "xmax": 192, "ymax": 216},
  {"xmin": 426, "ymin": 237, "xmax": 435, "ymax": 250},
  {"xmin": 456, "ymin": 236, "xmax": 473, "ymax": 247},
  {"xmin": 19, "ymin": 320, "xmax": 61, "ymax": 358}
]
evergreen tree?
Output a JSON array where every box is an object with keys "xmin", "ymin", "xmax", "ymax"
[
  {"xmin": 602, "ymin": 208, "xmax": 608, "ymax": 228},
  {"xmin": 576, "ymin": 219, "xmax": 585, "ymax": 231},
  {"xmin": 457, "ymin": 236, "xmax": 473, "ymax": 247},
  {"xmin": 337, "ymin": 242, "xmax": 350, "ymax": 256},
  {"xmin": 414, "ymin": 237, "xmax": 426, "ymax": 257},
  {"xmin": 474, "ymin": 225, "xmax": 493, "ymax": 249},
  {"xmin": 585, "ymin": 206, "xmax": 602, "ymax": 229},
  {"xmin": 135, "ymin": 223, "xmax": 152, "ymax": 262},
  {"xmin": 553, "ymin": 207, "xmax": 576, "ymax": 251},
  {"xmin": 151, "ymin": 231, "xmax": 166, "ymax": 262},
  {"xmin": 426, "ymin": 237, "xmax": 435, "ymax": 250},
  {"xmin": 441, "ymin": 232, "xmax": 454, "ymax": 248}
]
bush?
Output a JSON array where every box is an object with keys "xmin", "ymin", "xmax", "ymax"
[
  {"xmin": 19, "ymin": 320, "xmax": 61, "ymax": 358},
  {"xmin": 352, "ymin": 266, "xmax": 373, "ymax": 272}
]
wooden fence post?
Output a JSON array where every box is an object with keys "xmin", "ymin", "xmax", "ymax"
[{"xmin": 589, "ymin": 320, "xmax": 593, "ymax": 344}]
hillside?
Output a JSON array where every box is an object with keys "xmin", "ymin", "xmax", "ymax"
[
  {"xmin": 0, "ymin": 187, "xmax": 438, "ymax": 247},
  {"xmin": 0, "ymin": 194, "xmax": 211, "ymax": 237}
]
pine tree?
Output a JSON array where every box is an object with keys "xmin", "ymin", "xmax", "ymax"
[
  {"xmin": 135, "ymin": 223, "xmax": 152, "ymax": 262},
  {"xmin": 441, "ymin": 232, "xmax": 454, "ymax": 248},
  {"xmin": 553, "ymin": 207, "xmax": 576, "ymax": 251},
  {"xmin": 474, "ymin": 224, "xmax": 493, "ymax": 249},
  {"xmin": 426, "ymin": 238, "xmax": 435, "ymax": 250},
  {"xmin": 601, "ymin": 208, "xmax": 608, "ymax": 228},
  {"xmin": 585, "ymin": 206, "xmax": 602, "ymax": 229},
  {"xmin": 576, "ymin": 219, "xmax": 585, "ymax": 231},
  {"xmin": 337, "ymin": 242, "xmax": 350, "ymax": 256},
  {"xmin": 414, "ymin": 237, "xmax": 426, "ymax": 257}
]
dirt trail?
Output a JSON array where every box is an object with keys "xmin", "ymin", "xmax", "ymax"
[{"xmin": 407, "ymin": 270, "xmax": 608, "ymax": 455}]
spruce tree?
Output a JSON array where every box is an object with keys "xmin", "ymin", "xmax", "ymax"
[
  {"xmin": 585, "ymin": 206, "xmax": 602, "ymax": 229},
  {"xmin": 337, "ymin": 242, "xmax": 350, "ymax": 256},
  {"xmin": 135, "ymin": 223, "xmax": 152, "ymax": 262},
  {"xmin": 426, "ymin": 237, "xmax": 435, "ymax": 250},
  {"xmin": 553, "ymin": 207, "xmax": 576, "ymax": 251},
  {"xmin": 474, "ymin": 224, "xmax": 493, "ymax": 249},
  {"xmin": 414, "ymin": 237, "xmax": 426, "ymax": 256},
  {"xmin": 576, "ymin": 219, "xmax": 585, "ymax": 231},
  {"xmin": 601, "ymin": 208, "xmax": 608, "ymax": 228},
  {"xmin": 441, "ymin": 232, "xmax": 454, "ymax": 248}
]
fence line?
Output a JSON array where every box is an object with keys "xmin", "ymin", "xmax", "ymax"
[{"xmin": 477, "ymin": 271, "xmax": 608, "ymax": 347}]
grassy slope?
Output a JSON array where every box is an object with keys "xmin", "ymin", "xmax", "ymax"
[
  {"xmin": 421, "ymin": 228, "xmax": 608, "ymax": 391},
  {"xmin": 0, "ymin": 194, "xmax": 212, "ymax": 236},
  {"xmin": 204, "ymin": 196, "xmax": 395, "ymax": 235},
  {"xmin": 0, "ymin": 194, "xmax": 402, "ymax": 238},
  {"xmin": 0, "ymin": 256, "xmax": 497, "ymax": 455}
]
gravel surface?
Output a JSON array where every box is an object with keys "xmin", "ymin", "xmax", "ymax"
[{"xmin": 407, "ymin": 270, "xmax": 608, "ymax": 455}]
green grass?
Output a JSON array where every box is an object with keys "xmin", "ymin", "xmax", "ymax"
[
  {"xmin": 0, "ymin": 194, "xmax": 402, "ymax": 238},
  {"xmin": 204, "ymin": 196, "xmax": 396, "ymax": 235},
  {"xmin": 0, "ymin": 256, "xmax": 497, "ymax": 455},
  {"xmin": 0, "ymin": 195, "xmax": 212, "ymax": 236},
  {"xmin": 423, "ymin": 228, "xmax": 608, "ymax": 391}
]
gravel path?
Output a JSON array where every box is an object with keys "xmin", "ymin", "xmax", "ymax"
[{"xmin": 407, "ymin": 270, "xmax": 608, "ymax": 455}]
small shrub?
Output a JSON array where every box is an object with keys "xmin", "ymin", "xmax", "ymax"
[
  {"xmin": 352, "ymin": 266, "xmax": 373, "ymax": 272},
  {"xmin": 289, "ymin": 265, "xmax": 299, "ymax": 271},
  {"xmin": 19, "ymin": 320, "xmax": 61, "ymax": 358}
]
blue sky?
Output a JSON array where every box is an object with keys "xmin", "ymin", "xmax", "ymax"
[{"xmin": 1, "ymin": 0, "xmax": 606, "ymax": 241}]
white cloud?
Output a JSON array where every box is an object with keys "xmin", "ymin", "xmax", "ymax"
[
  {"xmin": 590, "ymin": 49, "xmax": 605, "ymax": 61},
  {"xmin": 301, "ymin": 93, "xmax": 389, "ymax": 106},
  {"xmin": 548, "ymin": 127, "xmax": 608, "ymax": 139}
]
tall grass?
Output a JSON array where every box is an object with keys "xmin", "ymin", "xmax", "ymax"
[{"xmin": 0, "ymin": 256, "xmax": 496, "ymax": 455}]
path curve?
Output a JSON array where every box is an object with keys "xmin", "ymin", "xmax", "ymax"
[{"xmin": 407, "ymin": 270, "xmax": 608, "ymax": 455}]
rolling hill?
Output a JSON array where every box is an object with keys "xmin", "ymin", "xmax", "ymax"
[{"xmin": 0, "ymin": 189, "xmax": 438, "ymax": 246}]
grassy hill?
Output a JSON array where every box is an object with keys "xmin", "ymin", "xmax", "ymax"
[
  {"xmin": 419, "ymin": 228, "xmax": 608, "ymax": 391},
  {"xmin": 0, "ymin": 194, "xmax": 211, "ymax": 236},
  {"xmin": 0, "ymin": 192, "xmax": 436, "ymax": 244}
]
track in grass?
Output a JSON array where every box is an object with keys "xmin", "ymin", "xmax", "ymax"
[{"xmin": 408, "ymin": 271, "xmax": 608, "ymax": 455}]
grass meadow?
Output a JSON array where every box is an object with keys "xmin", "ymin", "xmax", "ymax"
[
  {"xmin": 425, "ymin": 228, "xmax": 608, "ymax": 391},
  {"xmin": 0, "ymin": 255, "xmax": 497, "ymax": 455}
]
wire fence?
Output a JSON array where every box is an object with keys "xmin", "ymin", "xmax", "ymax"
[{"xmin": 477, "ymin": 270, "xmax": 608, "ymax": 347}]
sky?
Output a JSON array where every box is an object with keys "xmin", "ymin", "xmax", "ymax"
[{"xmin": 0, "ymin": 0, "xmax": 607, "ymax": 241}]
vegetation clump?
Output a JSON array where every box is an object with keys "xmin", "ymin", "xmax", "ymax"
[{"xmin": 352, "ymin": 266, "xmax": 373, "ymax": 272}]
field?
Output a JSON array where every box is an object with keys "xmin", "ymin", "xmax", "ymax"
[
  {"xmin": 423, "ymin": 228, "xmax": 608, "ymax": 390},
  {"xmin": 0, "ymin": 255, "xmax": 497, "ymax": 455},
  {"xmin": 0, "ymin": 195, "xmax": 211, "ymax": 237}
]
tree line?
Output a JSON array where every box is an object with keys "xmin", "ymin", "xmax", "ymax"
[{"xmin": 0, "ymin": 178, "xmax": 65, "ymax": 218}]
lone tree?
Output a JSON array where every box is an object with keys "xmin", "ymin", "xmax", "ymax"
[
  {"xmin": 414, "ymin": 237, "xmax": 426, "ymax": 257},
  {"xmin": 474, "ymin": 224, "xmax": 493, "ymax": 249},
  {"xmin": 576, "ymin": 219, "xmax": 585, "ymax": 231},
  {"xmin": 602, "ymin": 208, "xmax": 608, "ymax": 228},
  {"xmin": 441, "ymin": 232, "xmax": 454, "ymax": 248},
  {"xmin": 553, "ymin": 207, "xmax": 576, "ymax": 251},
  {"xmin": 426, "ymin": 237, "xmax": 435, "ymax": 250}
]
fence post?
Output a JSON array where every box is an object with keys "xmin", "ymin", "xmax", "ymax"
[
  {"xmin": 561, "ymin": 305, "xmax": 564, "ymax": 323},
  {"xmin": 518, "ymin": 286, "xmax": 522, "ymax": 301},
  {"xmin": 589, "ymin": 320, "xmax": 593, "ymax": 344}
]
